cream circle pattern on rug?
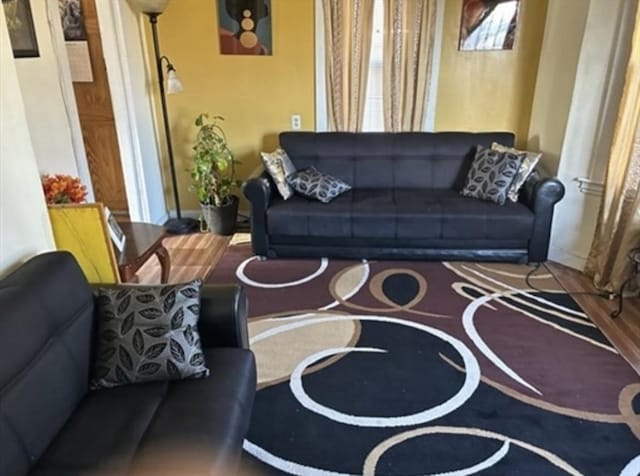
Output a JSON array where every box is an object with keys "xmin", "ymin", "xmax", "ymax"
[{"xmin": 236, "ymin": 256, "xmax": 328, "ymax": 289}]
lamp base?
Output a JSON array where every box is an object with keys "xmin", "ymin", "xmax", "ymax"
[{"xmin": 164, "ymin": 217, "xmax": 199, "ymax": 235}]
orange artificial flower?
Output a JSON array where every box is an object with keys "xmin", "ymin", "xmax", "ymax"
[{"xmin": 42, "ymin": 174, "xmax": 88, "ymax": 204}]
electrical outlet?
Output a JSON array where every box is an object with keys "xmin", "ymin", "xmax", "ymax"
[{"xmin": 291, "ymin": 114, "xmax": 302, "ymax": 130}]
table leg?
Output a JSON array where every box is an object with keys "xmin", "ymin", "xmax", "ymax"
[{"xmin": 155, "ymin": 245, "xmax": 171, "ymax": 284}]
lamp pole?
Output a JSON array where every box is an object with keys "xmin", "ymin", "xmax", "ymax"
[{"xmin": 146, "ymin": 12, "xmax": 197, "ymax": 234}]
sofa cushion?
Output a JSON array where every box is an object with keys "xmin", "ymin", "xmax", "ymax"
[
  {"xmin": 261, "ymin": 148, "xmax": 296, "ymax": 199},
  {"xmin": 279, "ymin": 131, "xmax": 515, "ymax": 190},
  {"xmin": 267, "ymin": 189, "xmax": 534, "ymax": 241},
  {"xmin": 461, "ymin": 146, "xmax": 525, "ymax": 205},
  {"xmin": 30, "ymin": 348, "xmax": 256, "ymax": 476},
  {"xmin": 92, "ymin": 280, "xmax": 209, "ymax": 389},
  {"xmin": 287, "ymin": 166, "xmax": 351, "ymax": 203},
  {"xmin": 0, "ymin": 252, "xmax": 93, "ymax": 476}
]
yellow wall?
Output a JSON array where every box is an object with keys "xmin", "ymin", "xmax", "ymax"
[
  {"xmin": 435, "ymin": 0, "xmax": 548, "ymax": 147},
  {"xmin": 150, "ymin": 0, "xmax": 315, "ymax": 210}
]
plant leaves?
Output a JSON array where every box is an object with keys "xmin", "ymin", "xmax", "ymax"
[
  {"xmin": 120, "ymin": 312, "xmax": 134, "ymax": 335},
  {"xmin": 170, "ymin": 338, "xmax": 185, "ymax": 363},
  {"xmin": 189, "ymin": 352, "xmax": 205, "ymax": 367},
  {"xmin": 144, "ymin": 326, "xmax": 168, "ymax": 338},
  {"xmin": 167, "ymin": 360, "xmax": 181, "ymax": 379},
  {"xmin": 139, "ymin": 362, "xmax": 161, "ymax": 376},
  {"xmin": 139, "ymin": 308, "xmax": 163, "ymax": 320},
  {"xmin": 171, "ymin": 308, "xmax": 184, "ymax": 330},
  {"xmin": 133, "ymin": 329, "xmax": 145, "ymax": 355},
  {"xmin": 145, "ymin": 342, "xmax": 167, "ymax": 359}
]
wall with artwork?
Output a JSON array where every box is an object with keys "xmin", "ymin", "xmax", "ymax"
[
  {"xmin": 143, "ymin": 0, "xmax": 314, "ymax": 212},
  {"xmin": 10, "ymin": 0, "xmax": 81, "ymax": 177},
  {"xmin": 435, "ymin": 0, "xmax": 548, "ymax": 146},
  {"xmin": 0, "ymin": 6, "xmax": 55, "ymax": 277}
]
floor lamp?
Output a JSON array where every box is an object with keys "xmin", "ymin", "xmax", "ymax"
[{"xmin": 128, "ymin": 0, "xmax": 198, "ymax": 234}]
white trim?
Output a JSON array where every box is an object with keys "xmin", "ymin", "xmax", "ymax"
[
  {"xmin": 548, "ymin": 248, "xmax": 587, "ymax": 272},
  {"xmin": 94, "ymin": 1, "xmax": 147, "ymax": 222},
  {"xmin": 424, "ymin": 0, "xmax": 445, "ymax": 131},
  {"xmin": 314, "ymin": 0, "xmax": 327, "ymax": 132},
  {"xmin": 45, "ymin": 0, "xmax": 94, "ymax": 200},
  {"xmin": 574, "ymin": 177, "xmax": 605, "ymax": 196}
]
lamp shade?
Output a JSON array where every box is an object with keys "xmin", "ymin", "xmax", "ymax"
[
  {"xmin": 127, "ymin": 0, "xmax": 170, "ymax": 14},
  {"xmin": 166, "ymin": 68, "xmax": 184, "ymax": 94}
]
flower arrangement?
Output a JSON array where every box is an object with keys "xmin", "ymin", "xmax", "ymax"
[{"xmin": 42, "ymin": 174, "xmax": 88, "ymax": 204}]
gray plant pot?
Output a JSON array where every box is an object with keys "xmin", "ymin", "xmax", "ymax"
[{"xmin": 200, "ymin": 195, "xmax": 239, "ymax": 235}]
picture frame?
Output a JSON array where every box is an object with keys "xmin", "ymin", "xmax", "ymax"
[
  {"xmin": 218, "ymin": 0, "xmax": 272, "ymax": 56},
  {"xmin": 458, "ymin": 0, "xmax": 520, "ymax": 52},
  {"xmin": 2, "ymin": 0, "xmax": 39, "ymax": 58},
  {"xmin": 104, "ymin": 207, "xmax": 126, "ymax": 253}
]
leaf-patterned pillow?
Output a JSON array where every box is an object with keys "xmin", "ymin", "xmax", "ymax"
[
  {"xmin": 261, "ymin": 148, "xmax": 297, "ymax": 200},
  {"xmin": 91, "ymin": 280, "xmax": 209, "ymax": 389},
  {"xmin": 287, "ymin": 166, "xmax": 351, "ymax": 203},
  {"xmin": 460, "ymin": 146, "xmax": 526, "ymax": 205}
]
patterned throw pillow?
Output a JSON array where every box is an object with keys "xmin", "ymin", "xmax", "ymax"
[
  {"xmin": 261, "ymin": 148, "xmax": 297, "ymax": 200},
  {"xmin": 491, "ymin": 142, "xmax": 542, "ymax": 202},
  {"xmin": 91, "ymin": 280, "xmax": 209, "ymax": 389},
  {"xmin": 461, "ymin": 146, "xmax": 525, "ymax": 205},
  {"xmin": 287, "ymin": 166, "xmax": 352, "ymax": 203}
]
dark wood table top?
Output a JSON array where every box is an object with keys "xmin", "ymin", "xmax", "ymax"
[{"xmin": 116, "ymin": 222, "xmax": 167, "ymax": 268}]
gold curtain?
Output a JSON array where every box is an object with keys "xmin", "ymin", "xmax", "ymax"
[
  {"xmin": 323, "ymin": 0, "xmax": 375, "ymax": 132},
  {"xmin": 586, "ymin": 3, "xmax": 640, "ymax": 294},
  {"xmin": 382, "ymin": 0, "xmax": 436, "ymax": 131}
]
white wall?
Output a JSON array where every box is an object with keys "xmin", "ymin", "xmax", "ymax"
[
  {"xmin": 540, "ymin": 0, "xmax": 637, "ymax": 270},
  {"xmin": 14, "ymin": 0, "xmax": 81, "ymax": 178},
  {"xmin": 0, "ymin": 7, "xmax": 55, "ymax": 277}
]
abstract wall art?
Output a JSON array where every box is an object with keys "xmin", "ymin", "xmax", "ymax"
[
  {"xmin": 218, "ymin": 0, "xmax": 272, "ymax": 55},
  {"xmin": 459, "ymin": 0, "xmax": 520, "ymax": 51}
]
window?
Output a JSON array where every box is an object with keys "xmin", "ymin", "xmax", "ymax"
[{"xmin": 362, "ymin": 0, "xmax": 384, "ymax": 132}]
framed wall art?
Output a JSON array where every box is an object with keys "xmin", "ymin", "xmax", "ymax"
[
  {"xmin": 2, "ymin": 0, "xmax": 39, "ymax": 58},
  {"xmin": 218, "ymin": 0, "xmax": 272, "ymax": 55},
  {"xmin": 459, "ymin": 0, "xmax": 520, "ymax": 51}
]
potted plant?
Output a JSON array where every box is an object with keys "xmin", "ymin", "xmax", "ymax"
[{"xmin": 189, "ymin": 113, "xmax": 241, "ymax": 235}]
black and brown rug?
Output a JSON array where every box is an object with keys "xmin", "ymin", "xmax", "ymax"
[{"xmin": 207, "ymin": 240, "xmax": 640, "ymax": 475}]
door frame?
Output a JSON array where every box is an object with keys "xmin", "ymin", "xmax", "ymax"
[{"xmin": 47, "ymin": 0, "xmax": 166, "ymax": 224}]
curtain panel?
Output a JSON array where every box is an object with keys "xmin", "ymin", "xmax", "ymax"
[
  {"xmin": 586, "ymin": 2, "xmax": 640, "ymax": 294},
  {"xmin": 323, "ymin": 0, "xmax": 375, "ymax": 132}
]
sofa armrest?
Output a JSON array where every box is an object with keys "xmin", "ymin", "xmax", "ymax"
[
  {"xmin": 520, "ymin": 169, "xmax": 566, "ymax": 262},
  {"xmin": 198, "ymin": 284, "xmax": 249, "ymax": 349},
  {"xmin": 242, "ymin": 170, "xmax": 275, "ymax": 257}
]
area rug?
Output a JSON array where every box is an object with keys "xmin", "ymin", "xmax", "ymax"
[{"xmin": 207, "ymin": 242, "xmax": 640, "ymax": 475}]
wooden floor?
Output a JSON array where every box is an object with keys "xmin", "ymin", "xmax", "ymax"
[{"xmin": 136, "ymin": 233, "xmax": 640, "ymax": 374}]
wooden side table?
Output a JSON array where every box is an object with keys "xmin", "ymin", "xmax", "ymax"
[{"xmin": 116, "ymin": 222, "xmax": 170, "ymax": 283}]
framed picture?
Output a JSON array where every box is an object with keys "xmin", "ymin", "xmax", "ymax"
[
  {"xmin": 2, "ymin": 0, "xmax": 39, "ymax": 58},
  {"xmin": 218, "ymin": 0, "xmax": 272, "ymax": 55},
  {"xmin": 104, "ymin": 207, "xmax": 126, "ymax": 252},
  {"xmin": 459, "ymin": 0, "xmax": 520, "ymax": 51},
  {"xmin": 58, "ymin": 0, "xmax": 87, "ymax": 41}
]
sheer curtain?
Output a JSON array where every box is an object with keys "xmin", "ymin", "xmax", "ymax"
[
  {"xmin": 323, "ymin": 0, "xmax": 375, "ymax": 132},
  {"xmin": 382, "ymin": 0, "xmax": 436, "ymax": 131},
  {"xmin": 586, "ymin": 2, "xmax": 640, "ymax": 294}
]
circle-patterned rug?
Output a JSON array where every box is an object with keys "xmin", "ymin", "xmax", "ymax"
[{"xmin": 207, "ymin": 243, "xmax": 640, "ymax": 475}]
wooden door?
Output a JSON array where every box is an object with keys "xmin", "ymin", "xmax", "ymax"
[{"xmin": 72, "ymin": 0, "xmax": 128, "ymax": 213}]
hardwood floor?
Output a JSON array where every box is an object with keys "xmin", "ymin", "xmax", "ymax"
[{"xmin": 136, "ymin": 233, "xmax": 640, "ymax": 374}]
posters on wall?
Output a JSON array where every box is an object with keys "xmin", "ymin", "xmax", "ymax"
[
  {"xmin": 58, "ymin": 0, "xmax": 93, "ymax": 82},
  {"xmin": 2, "ymin": 0, "xmax": 39, "ymax": 57},
  {"xmin": 459, "ymin": 0, "xmax": 520, "ymax": 51},
  {"xmin": 218, "ymin": 0, "xmax": 272, "ymax": 55}
]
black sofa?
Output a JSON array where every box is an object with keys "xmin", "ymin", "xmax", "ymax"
[
  {"xmin": 0, "ymin": 252, "xmax": 256, "ymax": 476},
  {"xmin": 244, "ymin": 132, "xmax": 565, "ymax": 263}
]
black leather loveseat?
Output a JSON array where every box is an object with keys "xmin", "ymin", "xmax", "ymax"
[
  {"xmin": 0, "ymin": 252, "xmax": 256, "ymax": 476},
  {"xmin": 244, "ymin": 132, "xmax": 565, "ymax": 263}
]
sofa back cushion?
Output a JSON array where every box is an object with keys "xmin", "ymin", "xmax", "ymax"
[
  {"xmin": 0, "ymin": 252, "xmax": 94, "ymax": 476},
  {"xmin": 280, "ymin": 132, "xmax": 515, "ymax": 190}
]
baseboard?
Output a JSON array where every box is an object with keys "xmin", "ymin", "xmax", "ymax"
[{"xmin": 548, "ymin": 247, "xmax": 587, "ymax": 271}]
